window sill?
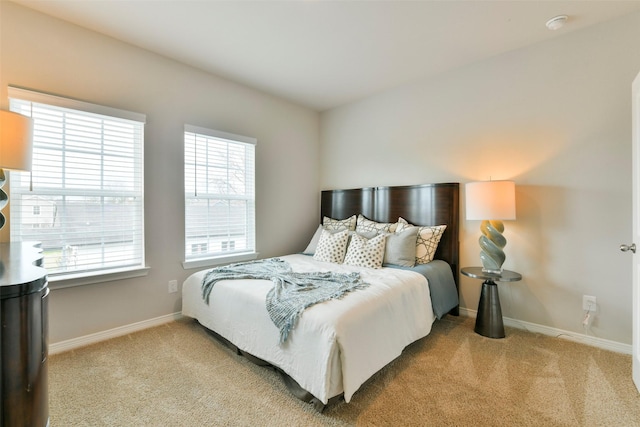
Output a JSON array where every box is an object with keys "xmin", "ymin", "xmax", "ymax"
[
  {"xmin": 48, "ymin": 266, "xmax": 151, "ymax": 290},
  {"xmin": 182, "ymin": 252, "xmax": 259, "ymax": 270}
]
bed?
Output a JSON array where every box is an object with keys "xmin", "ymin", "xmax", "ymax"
[{"xmin": 181, "ymin": 182, "xmax": 460, "ymax": 411}]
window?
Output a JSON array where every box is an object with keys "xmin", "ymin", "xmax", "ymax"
[
  {"xmin": 9, "ymin": 87, "xmax": 145, "ymax": 281},
  {"xmin": 184, "ymin": 125, "xmax": 256, "ymax": 265},
  {"xmin": 191, "ymin": 243, "xmax": 208, "ymax": 254}
]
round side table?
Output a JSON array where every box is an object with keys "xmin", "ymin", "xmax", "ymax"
[{"xmin": 461, "ymin": 267, "xmax": 522, "ymax": 339}]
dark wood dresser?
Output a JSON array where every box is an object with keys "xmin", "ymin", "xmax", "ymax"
[{"xmin": 0, "ymin": 242, "xmax": 49, "ymax": 427}]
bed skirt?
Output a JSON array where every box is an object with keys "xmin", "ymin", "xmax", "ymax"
[{"xmin": 196, "ymin": 319, "xmax": 342, "ymax": 412}]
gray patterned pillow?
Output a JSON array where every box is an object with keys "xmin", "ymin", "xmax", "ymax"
[
  {"xmin": 343, "ymin": 233, "xmax": 386, "ymax": 269},
  {"xmin": 313, "ymin": 229, "xmax": 349, "ymax": 263},
  {"xmin": 323, "ymin": 215, "xmax": 356, "ymax": 231},
  {"xmin": 355, "ymin": 214, "xmax": 398, "ymax": 234}
]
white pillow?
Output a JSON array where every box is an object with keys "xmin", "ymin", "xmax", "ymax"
[
  {"xmin": 397, "ymin": 217, "xmax": 446, "ymax": 265},
  {"xmin": 323, "ymin": 214, "xmax": 357, "ymax": 231},
  {"xmin": 303, "ymin": 225, "xmax": 323, "ymax": 255},
  {"xmin": 313, "ymin": 229, "xmax": 350, "ymax": 264},
  {"xmin": 355, "ymin": 214, "xmax": 398, "ymax": 234},
  {"xmin": 343, "ymin": 233, "xmax": 387, "ymax": 269}
]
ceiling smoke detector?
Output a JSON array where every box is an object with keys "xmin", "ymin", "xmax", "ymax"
[{"xmin": 546, "ymin": 15, "xmax": 568, "ymax": 30}]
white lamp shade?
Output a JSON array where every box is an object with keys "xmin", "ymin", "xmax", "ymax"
[
  {"xmin": 466, "ymin": 180, "xmax": 516, "ymax": 220},
  {"xmin": 0, "ymin": 110, "xmax": 34, "ymax": 171}
]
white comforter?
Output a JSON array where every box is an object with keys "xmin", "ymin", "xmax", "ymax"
[{"xmin": 181, "ymin": 254, "xmax": 435, "ymax": 404}]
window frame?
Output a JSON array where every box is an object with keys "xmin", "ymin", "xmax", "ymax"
[
  {"xmin": 182, "ymin": 124, "xmax": 257, "ymax": 270},
  {"xmin": 8, "ymin": 87, "xmax": 148, "ymax": 288}
]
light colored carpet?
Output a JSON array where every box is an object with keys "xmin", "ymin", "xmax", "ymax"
[{"xmin": 49, "ymin": 316, "xmax": 640, "ymax": 426}]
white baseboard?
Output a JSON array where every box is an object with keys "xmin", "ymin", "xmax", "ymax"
[
  {"xmin": 459, "ymin": 307, "xmax": 632, "ymax": 355},
  {"xmin": 50, "ymin": 309, "xmax": 632, "ymax": 356},
  {"xmin": 49, "ymin": 312, "xmax": 183, "ymax": 355}
]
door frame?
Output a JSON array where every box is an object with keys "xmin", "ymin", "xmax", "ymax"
[{"xmin": 632, "ymin": 70, "xmax": 640, "ymax": 393}]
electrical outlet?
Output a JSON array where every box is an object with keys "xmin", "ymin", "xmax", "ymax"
[
  {"xmin": 583, "ymin": 295, "xmax": 596, "ymax": 312},
  {"xmin": 168, "ymin": 279, "xmax": 178, "ymax": 294}
]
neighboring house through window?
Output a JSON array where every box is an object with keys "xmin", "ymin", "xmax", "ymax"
[
  {"xmin": 184, "ymin": 124, "xmax": 256, "ymax": 266},
  {"xmin": 9, "ymin": 87, "xmax": 146, "ymax": 281}
]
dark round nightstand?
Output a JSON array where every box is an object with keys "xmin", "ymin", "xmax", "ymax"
[{"xmin": 461, "ymin": 267, "xmax": 522, "ymax": 339}]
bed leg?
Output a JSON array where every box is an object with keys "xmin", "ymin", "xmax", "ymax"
[{"xmin": 310, "ymin": 398, "xmax": 326, "ymax": 413}]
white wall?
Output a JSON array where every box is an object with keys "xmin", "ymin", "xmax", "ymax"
[
  {"xmin": 0, "ymin": 3, "xmax": 320, "ymax": 343},
  {"xmin": 321, "ymin": 12, "xmax": 640, "ymax": 344},
  {"xmin": 3, "ymin": 1, "xmax": 639, "ymax": 348}
]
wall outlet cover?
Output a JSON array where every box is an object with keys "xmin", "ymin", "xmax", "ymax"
[{"xmin": 168, "ymin": 280, "xmax": 178, "ymax": 293}]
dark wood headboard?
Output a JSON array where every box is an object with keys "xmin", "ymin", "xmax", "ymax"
[{"xmin": 320, "ymin": 182, "xmax": 460, "ymax": 299}]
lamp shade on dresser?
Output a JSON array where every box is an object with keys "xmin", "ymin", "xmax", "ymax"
[{"xmin": 0, "ymin": 242, "xmax": 49, "ymax": 427}]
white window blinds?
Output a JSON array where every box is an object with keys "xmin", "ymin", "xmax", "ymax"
[
  {"xmin": 184, "ymin": 125, "xmax": 256, "ymax": 262},
  {"xmin": 9, "ymin": 87, "xmax": 145, "ymax": 278}
]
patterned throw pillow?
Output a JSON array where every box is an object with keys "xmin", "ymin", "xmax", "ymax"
[
  {"xmin": 396, "ymin": 217, "xmax": 446, "ymax": 265},
  {"xmin": 343, "ymin": 233, "xmax": 387, "ymax": 269},
  {"xmin": 313, "ymin": 229, "xmax": 350, "ymax": 264},
  {"xmin": 323, "ymin": 215, "xmax": 357, "ymax": 231},
  {"xmin": 396, "ymin": 216, "xmax": 412, "ymax": 231},
  {"xmin": 415, "ymin": 225, "xmax": 446, "ymax": 264},
  {"xmin": 355, "ymin": 214, "xmax": 398, "ymax": 234}
]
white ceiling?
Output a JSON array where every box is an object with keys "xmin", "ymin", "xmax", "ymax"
[{"xmin": 10, "ymin": 0, "xmax": 640, "ymax": 111}]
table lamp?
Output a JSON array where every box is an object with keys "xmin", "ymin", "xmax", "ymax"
[
  {"xmin": 465, "ymin": 180, "xmax": 516, "ymax": 274},
  {"xmin": 0, "ymin": 110, "xmax": 34, "ymax": 230}
]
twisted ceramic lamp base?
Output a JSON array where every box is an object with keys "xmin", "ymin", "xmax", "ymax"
[
  {"xmin": 478, "ymin": 219, "xmax": 506, "ymax": 273},
  {"xmin": 0, "ymin": 169, "xmax": 7, "ymax": 229}
]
